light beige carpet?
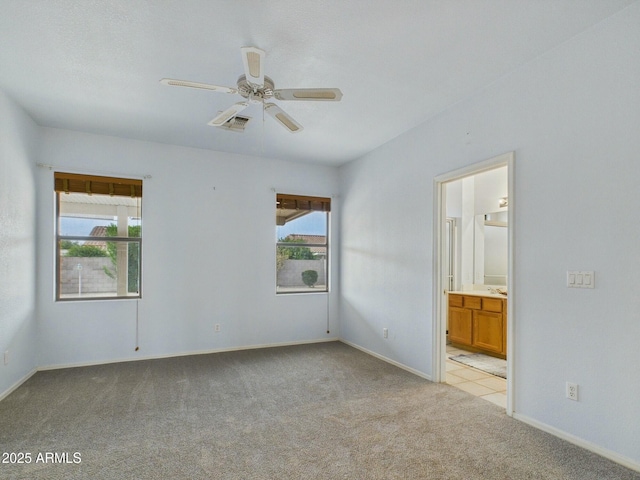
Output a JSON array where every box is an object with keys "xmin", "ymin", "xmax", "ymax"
[{"xmin": 1, "ymin": 341, "xmax": 638, "ymax": 479}]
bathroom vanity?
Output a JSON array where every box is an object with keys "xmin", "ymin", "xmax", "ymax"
[{"xmin": 447, "ymin": 291, "xmax": 507, "ymax": 358}]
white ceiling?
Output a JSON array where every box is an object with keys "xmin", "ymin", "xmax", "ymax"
[{"xmin": 0, "ymin": 1, "xmax": 634, "ymax": 166}]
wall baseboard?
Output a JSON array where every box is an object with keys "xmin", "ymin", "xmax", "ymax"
[
  {"xmin": 0, "ymin": 367, "xmax": 38, "ymax": 402},
  {"xmin": 339, "ymin": 341, "xmax": 640, "ymax": 472},
  {"xmin": 36, "ymin": 337, "xmax": 341, "ymax": 372},
  {"xmin": 339, "ymin": 339, "xmax": 432, "ymax": 381},
  {"xmin": 513, "ymin": 413, "xmax": 640, "ymax": 473}
]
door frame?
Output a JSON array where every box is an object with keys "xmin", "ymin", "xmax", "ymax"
[{"xmin": 432, "ymin": 151, "xmax": 515, "ymax": 416}]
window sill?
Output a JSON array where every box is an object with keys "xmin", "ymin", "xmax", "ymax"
[
  {"xmin": 56, "ymin": 294, "xmax": 141, "ymax": 303},
  {"xmin": 276, "ymin": 287, "xmax": 328, "ymax": 295}
]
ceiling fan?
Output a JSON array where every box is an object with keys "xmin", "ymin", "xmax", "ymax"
[{"xmin": 161, "ymin": 46, "xmax": 343, "ymax": 133}]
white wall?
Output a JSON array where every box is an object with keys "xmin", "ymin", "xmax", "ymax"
[
  {"xmin": 36, "ymin": 128, "xmax": 339, "ymax": 368},
  {"xmin": 340, "ymin": 3, "xmax": 640, "ymax": 467},
  {"xmin": 473, "ymin": 166, "xmax": 507, "ymax": 215},
  {"xmin": 0, "ymin": 91, "xmax": 39, "ymax": 397}
]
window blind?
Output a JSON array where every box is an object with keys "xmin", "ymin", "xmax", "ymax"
[
  {"xmin": 276, "ymin": 193, "xmax": 330, "ymax": 212},
  {"xmin": 54, "ymin": 172, "xmax": 142, "ymax": 198}
]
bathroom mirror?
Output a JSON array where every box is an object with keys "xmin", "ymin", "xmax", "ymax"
[{"xmin": 474, "ymin": 211, "xmax": 508, "ymax": 286}]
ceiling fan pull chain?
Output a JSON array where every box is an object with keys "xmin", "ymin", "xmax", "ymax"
[{"xmin": 261, "ymin": 99, "xmax": 266, "ymax": 155}]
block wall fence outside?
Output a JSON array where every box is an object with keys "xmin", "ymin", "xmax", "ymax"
[
  {"xmin": 60, "ymin": 257, "xmax": 116, "ymax": 294},
  {"xmin": 277, "ymin": 259, "xmax": 326, "ymax": 287},
  {"xmin": 60, "ymin": 257, "xmax": 326, "ymax": 293}
]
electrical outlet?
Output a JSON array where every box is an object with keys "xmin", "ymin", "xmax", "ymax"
[
  {"xmin": 566, "ymin": 382, "xmax": 578, "ymax": 401},
  {"xmin": 3, "ymin": 351, "xmax": 9, "ymax": 366},
  {"xmin": 214, "ymin": 324, "xmax": 221, "ymax": 333},
  {"xmin": 383, "ymin": 328, "xmax": 388, "ymax": 339}
]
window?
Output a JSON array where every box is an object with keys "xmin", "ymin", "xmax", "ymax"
[
  {"xmin": 276, "ymin": 193, "xmax": 330, "ymax": 294},
  {"xmin": 55, "ymin": 172, "xmax": 142, "ymax": 300}
]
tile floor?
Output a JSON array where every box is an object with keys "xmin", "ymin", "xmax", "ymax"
[{"xmin": 446, "ymin": 345, "xmax": 507, "ymax": 408}]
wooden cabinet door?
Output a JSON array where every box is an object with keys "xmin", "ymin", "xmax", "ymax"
[
  {"xmin": 472, "ymin": 310, "xmax": 504, "ymax": 354},
  {"xmin": 449, "ymin": 307, "xmax": 473, "ymax": 346}
]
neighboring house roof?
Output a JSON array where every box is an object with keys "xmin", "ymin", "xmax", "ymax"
[
  {"xmin": 287, "ymin": 234, "xmax": 325, "ymax": 244},
  {"xmin": 84, "ymin": 225, "xmax": 108, "ymax": 248},
  {"xmin": 286, "ymin": 234, "xmax": 326, "ymax": 255}
]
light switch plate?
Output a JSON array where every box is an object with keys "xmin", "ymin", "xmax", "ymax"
[{"xmin": 567, "ymin": 271, "xmax": 595, "ymax": 288}]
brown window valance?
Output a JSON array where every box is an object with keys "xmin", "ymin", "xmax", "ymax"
[
  {"xmin": 276, "ymin": 193, "xmax": 330, "ymax": 212},
  {"xmin": 54, "ymin": 172, "xmax": 142, "ymax": 198}
]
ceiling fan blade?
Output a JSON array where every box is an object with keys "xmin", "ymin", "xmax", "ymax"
[
  {"xmin": 160, "ymin": 78, "xmax": 237, "ymax": 94},
  {"xmin": 240, "ymin": 46, "xmax": 265, "ymax": 87},
  {"xmin": 208, "ymin": 102, "xmax": 249, "ymax": 127},
  {"xmin": 273, "ymin": 88, "xmax": 343, "ymax": 102},
  {"xmin": 264, "ymin": 103, "xmax": 303, "ymax": 133}
]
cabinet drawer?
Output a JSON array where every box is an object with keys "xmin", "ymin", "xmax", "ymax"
[
  {"xmin": 482, "ymin": 297, "xmax": 503, "ymax": 313},
  {"xmin": 464, "ymin": 296, "xmax": 482, "ymax": 309},
  {"xmin": 449, "ymin": 294, "xmax": 463, "ymax": 307}
]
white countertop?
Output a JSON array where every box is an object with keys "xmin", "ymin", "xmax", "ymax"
[{"xmin": 448, "ymin": 290, "xmax": 507, "ymax": 299}]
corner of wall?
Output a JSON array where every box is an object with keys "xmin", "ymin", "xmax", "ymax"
[{"xmin": 0, "ymin": 90, "xmax": 40, "ymax": 399}]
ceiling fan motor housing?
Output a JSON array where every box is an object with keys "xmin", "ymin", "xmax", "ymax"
[{"xmin": 237, "ymin": 75, "xmax": 274, "ymax": 102}]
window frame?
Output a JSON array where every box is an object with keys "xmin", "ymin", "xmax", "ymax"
[
  {"xmin": 54, "ymin": 172, "xmax": 142, "ymax": 302},
  {"xmin": 275, "ymin": 193, "xmax": 330, "ymax": 295}
]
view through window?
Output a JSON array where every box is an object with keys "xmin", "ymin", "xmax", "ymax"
[
  {"xmin": 276, "ymin": 194, "xmax": 330, "ymax": 294},
  {"xmin": 55, "ymin": 173, "xmax": 142, "ymax": 300}
]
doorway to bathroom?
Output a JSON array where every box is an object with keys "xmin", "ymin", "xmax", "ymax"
[{"xmin": 433, "ymin": 152, "xmax": 514, "ymax": 415}]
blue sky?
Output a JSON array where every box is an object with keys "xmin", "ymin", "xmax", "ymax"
[
  {"xmin": 276, "ymin": 212, "xmax": 327, "ymax": 239},
  {"xmin": 61, "ymin": 212, "xmax": 326, "ymax": 239},
  {"xmin": 60, "ymin": 217, "xmax": 113, "ymax": 237},
  {"xmin": 60, "ymin": 217, "xmax": 141, "ymax": 237}
]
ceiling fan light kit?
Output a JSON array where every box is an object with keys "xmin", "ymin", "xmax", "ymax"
[
  {"xmin": 236, "ymin": 75, "xmax": 275, "ymax": 101},
  {"xmin": 161, "ymin": 46, "xmax": 342, "ymax": 134}
]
